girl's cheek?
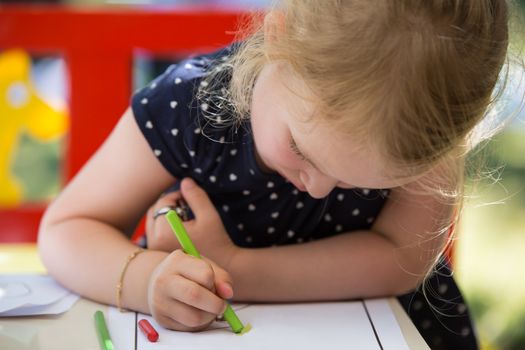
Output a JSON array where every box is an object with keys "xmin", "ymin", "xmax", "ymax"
[{"xmin": 281, "ymin": 154, "xmax": 305, "ymax": 173}]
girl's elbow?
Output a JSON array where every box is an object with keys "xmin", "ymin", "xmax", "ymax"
[
  {"xmin": 395, "ymin": 277, "xmax": 422, "ymax": 296},
  {"xmin": 37, "ymin": 203, "xmax": 69, "ymax": 269},
  {"xmin": 37, "ymin": 205, "xmax": 58, "ymax": 248},
  {"xmin": 392, "ymin": 269, "xmax": 427, "ymax": 295},
  {"xmin": 37, "ymin": 219, "xmax": 56, "ymax": 272}
]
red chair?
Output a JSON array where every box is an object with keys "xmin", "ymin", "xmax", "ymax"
[{"xmin": 0, "ymin": 5, "xmax": 241, "ymax": 242}]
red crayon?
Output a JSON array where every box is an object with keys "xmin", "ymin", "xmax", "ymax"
[{"xmin": 138, "ymin": 319, "xmax": 159, "ymax": 342}]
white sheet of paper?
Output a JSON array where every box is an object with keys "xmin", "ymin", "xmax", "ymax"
[
  {"xmin": 123, "ymin": 300, "xmax": 407, "ymax": 350},
  {"xmin": 364, "ymin": 298, "xmax": 411, "ymax": 350},
  {"xmin": 0, "ymin": 293, "xmax": 79, "ymax": 317},
  {"xmin": 108, "ymin": 307, "xmax": 136, "ymax": 350},
  {"xmin": 0, "ymin": 274, "xmax": 74, "ymax": 315}
]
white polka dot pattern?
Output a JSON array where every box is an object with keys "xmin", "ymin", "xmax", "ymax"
[{"xmin": 132, "ymin": 45, "xmax": 389, "ymax": 250}]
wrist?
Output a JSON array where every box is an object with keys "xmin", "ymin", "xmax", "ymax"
[
  {"xmin": 116, "ymin": 248, "xmax": 146, "ymax": 312},
  {"xmin": 223, "ymin": 244, "xmax": 242, "ymax": 274},
  {"xmin": 121, "ymin": 249, "xmax": 169, "ymax": 314},
  {"xmin": 225, "ymin": 246, "xmax": 252, "ymax": 300}
]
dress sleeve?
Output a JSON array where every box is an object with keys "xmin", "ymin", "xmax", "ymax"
[{"xmin": 131, "ymin": 59, "xmax": 205, "ymax": 179}]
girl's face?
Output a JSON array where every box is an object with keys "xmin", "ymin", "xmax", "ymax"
[{"xmin": 250, "ymin": 62, "xmax": 417, "ymax": 199}]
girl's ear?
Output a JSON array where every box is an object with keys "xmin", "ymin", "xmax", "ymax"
[{"xmin": 263, "ymin": 11, "xmax": 285, "ymax": 44}]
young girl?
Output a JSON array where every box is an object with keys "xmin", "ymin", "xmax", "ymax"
[{"xmin": 38, "ymin": 1, "xmax": 510, "ymax": 349}]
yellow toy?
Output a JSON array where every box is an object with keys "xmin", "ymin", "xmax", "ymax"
[{"xmin": 0, "ymin": 49, "xmax": 69, "ymax": 207}]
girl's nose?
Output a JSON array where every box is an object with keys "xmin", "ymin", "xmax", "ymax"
[{"xmin": 299, "ymin": 168, "xmax": 338, "ymax": 199}]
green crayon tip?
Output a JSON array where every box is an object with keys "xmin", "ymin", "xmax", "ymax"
[{"xmin": 223, "ymin": 304, "xmax": 244, "ymax": 333}]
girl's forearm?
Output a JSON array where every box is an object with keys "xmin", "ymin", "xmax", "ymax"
[
  {"xmin": 38, "ymin": 218, "xmax": 168, "ymax": 314},
  {"xmin": 229, "ymin": 231, "xmax": 428, "ymax": 302}
]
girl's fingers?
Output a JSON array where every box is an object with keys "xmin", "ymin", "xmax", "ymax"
[
  {"xmin": 206, "ymin": 259, "xmax": 234, "ymax": 299},
  {"xmin": 152, "ymin": 217, "xmax": 180, "ymax": 250},
  {"xmin": 167, "ymin": 274, "xmax": 227, "ymax": 316},
  {"xmin": 154, "ymin": 300, "xmax": 215, "ymax": 331},
  {"xmin": 149, "ymin": 190, "xmax": 182, "ymax": 221},
  {"xmin": 156, "ymin": 313, "xmax": 193, "ymax": 332},
  {"xmin": 215, "ymin": 280, "xmax": 234, "ymax": 300},
  {"xmin": 172, "ymin": 252, "xmax": 216, "ymax": 291},
  {"xmin": 180, "ymin": 178, "xmax": 218, "ymax": 221},
  {"xmin": 167, "ymin": 300, "xmax": 216, "ymax": 330},
  {"xmin": 147, "ymin": 191, "xmax": 185, "ymax": 251}
]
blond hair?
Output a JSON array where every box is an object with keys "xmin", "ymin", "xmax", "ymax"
[
  {"xmin": 200, "ymin": 0, "xmax": 512, "ymax": 247},
  {"xmin": 225, "ymin": 0, "xmax": 509, "ymax": 179},
  {"xmin": 200, "ymin": 0, "xmax": 514, "ymax": 289}
]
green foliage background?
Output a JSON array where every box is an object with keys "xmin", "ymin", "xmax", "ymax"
[{"xmin": 456, "ymin": 130, "xmax": 525, "ymax": 350}]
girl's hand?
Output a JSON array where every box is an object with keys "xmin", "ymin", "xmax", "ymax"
[
  {"xmin": 148, "ymin": 249, "xmax": 234, "ymax": 332},
  {"xmin": 146, "ymin": 190, "xmax": 184, "ymax": 252},
  {"xmin": 146, "ymin": 178, "xmax": 239, "ymax": 270}
]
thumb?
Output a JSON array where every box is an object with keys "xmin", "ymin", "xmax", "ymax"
[
  {"xmin": 180, "ymin": 178, "xmax": 214, "ymax": 219},
  {"xmin": 207, "ymin": 260, "xmax": 234, "ymax": 300},
  {"xmin": 216, "ymin": 280, "xmax": 234, "ymax": 300}
]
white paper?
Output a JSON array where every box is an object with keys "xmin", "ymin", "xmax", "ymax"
[
  {"xmin": 127, "ymin": 301, "xmax": 395, "ymax": 350},
  {"xmin": 0, "ymin": 274, "xmax": 78, "ymax": 316},
  {"xmin": 0, "ymin": 293, "xmax": 79, "ymax": 317},
  {"xmin": 365, "ymin": 298, "xmax": 412, "ymax": 350},
  {"xmin": 107, "ymin": 307, "xmax": 136, "ymax": 350}
]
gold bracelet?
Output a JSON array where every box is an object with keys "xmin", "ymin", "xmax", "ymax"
[{"xmin": 116, "ymin": 248, "xmax": 145, "ymax": 312}]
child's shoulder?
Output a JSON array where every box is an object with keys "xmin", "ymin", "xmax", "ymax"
[
  {"xmin": 132, "ymin": 43, "xmax": 236, "ymax": 116},
  {"xmin": 130, "ymin": 43, "xmax": 246, "ymax": 180},
  {"xmin": 158, "ymin": 44, "xmax": 235, "ymax": 90},
  {"xmin": 144, "ymin": 46, "xmax": 232, "ymax": 94}
]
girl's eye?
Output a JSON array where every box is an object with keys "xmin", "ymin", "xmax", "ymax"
[{"xmin": 290, "ymin": 138, "xmax": 307, "ymax": 161}]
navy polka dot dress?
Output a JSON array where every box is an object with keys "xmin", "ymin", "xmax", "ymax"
[{"xmin": 131, "ymin": 44, "xmax": 478, "ymax": 349}]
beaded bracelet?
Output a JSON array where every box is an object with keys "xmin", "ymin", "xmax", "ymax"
[{"xmin": 116, "ymin": 248, "xmax": 145, "ymax": 312}]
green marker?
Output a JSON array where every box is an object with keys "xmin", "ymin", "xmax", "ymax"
[
  {"xmin": 94, "ymin": 310, "xmax": 115, "ymax": 350},
  {"xmin": 165, "ymin": 210, "xmax": 245, "ymax": 334}
]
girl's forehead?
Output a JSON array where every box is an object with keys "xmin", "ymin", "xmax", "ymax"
[
  {"xmin": 262, "ymin": 62, "xmax": 358, "ymax": 135},
  {"xmin": 261, "ymin": 62, "xmax": 316, "ymax": 114},
  {"xmin": 260, "ymin": 65, "xmax": 372, "ymax": 165}
]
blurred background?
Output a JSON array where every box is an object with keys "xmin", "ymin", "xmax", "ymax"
[{"xmin": 0, "ymin": 1, "xmax": 524, "ymax": 349}]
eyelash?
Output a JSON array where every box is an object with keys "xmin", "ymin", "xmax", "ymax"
[{"xmin": 289, "ymin": 138, "xmax": 307, "ymax": 161}]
